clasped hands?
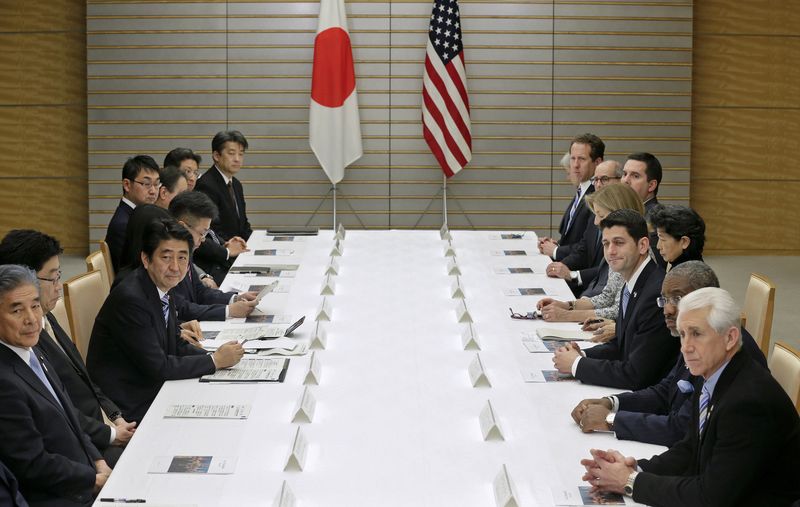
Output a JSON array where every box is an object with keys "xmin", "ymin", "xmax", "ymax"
[
  {"xmin": 581, "ymin": 448, "xmax": 637, "ymax": 495},
  {"xmin": 552, "ymin": 341, "xmax": 582, "ymax": 373}
]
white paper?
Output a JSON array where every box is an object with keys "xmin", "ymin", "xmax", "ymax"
[
  {"xmin": 304, "ymin": 351, "xmax": 321, "ymax": 385},
  {"xmin": 330, "ymin": 240, "xmax": 343, "ymax": 257},
  {"xmin": 310, "ymin": 323, "xmax": 327, "ymax": 350},
  {"xmin": 164, "ymin": 404, "xmax": 251, "ymax": 419},
  {"xmin": 461, "ymin": 324, "xmax": 481, "ymax": 351},
  {"xmin": 208, "ymin": 326, "xmax": 284, "ymax": 344},
  {"xmin": 316, "ymin": 297, "xmax": 332, "ymax": 322},
  {"xmin": 291, "ymin": 386, "xmax": 316, "ymax": 423},
  {"xmin": 257, "ymin": 342, "xmax": 309, "ymax": 357},
  {"xmin": 284, "ymin": 427, "xmax": 308, "ymax": 471},
  {"xmin": 270, "ymin": 235, "xmax": 306, "ymax": 243},
  {"xmin": 444, "ymin": 243, "xmax": 456, "ymax": 257},
  {"xmin": 326, "ymin": 257, "xmax": 340, "ymax": 275},
  {"xmin": 451, "ymin": 277, "xmax": 465, "ymax": 299},
  {"xmin": 493, "ymin": 266, "xmax": 535, "ymax": 275},
  {"xmin": 200, "ymin": 357, "xmax": 287, "ymax": 382},
  {"xmin": 320, "ymin": 274, "xmax": 336, "ymax": 295},
  {"xmin": 521, "ymin": 335, "xmax": 550, "ymax": 353},
  {"xmin": 535, "ymin": 327, "xmax": 594, "ymax": 342},
  {"xmin": 148, "ymin": 456, "xmax": 237, "ymax": 475},
  {"xmin": 446, "ymin": 259, "xmax": 461, "ymax": 276},
  {"xmin": 455, "ymin": 300, "xmax": 473, "ymax": 323},
  {"xmin": 272, "ymin": 480, "xmax": 297, "ymax": 507},
  {"xmin": 468, "ymin": 354, "xmax": 491, "ymax": 387},
  {"xmin": 479, "ymin": 400, "xmax": 504, "ymax": 441},
  {"xmin": 520, "ymin": 368, "xmax": 547, "ymax": 383},
  {"xmin": 493, "ymin": 464, "xmax": 519, "ymax": 507},
  {"xmin": 552, "ymin": 486, "xmax": 627, "ymax": 506},
  {"xmin": 491, "ymin": 250, "xmax": 529, "ymax": 257}
]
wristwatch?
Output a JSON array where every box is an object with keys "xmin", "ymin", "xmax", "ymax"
[
  {"xmin": 567, "ymin": 301, "xmax": 575, "ymax": 311},
  {"xmin": 605, "ymin": 411, "xmax": 616, "ymax": 431},
  {"xmin": 624, "ymin": 471, "xmax": 639, "ymax": 496},
  {"xmin": 570, "ymin": 270, "xmax": 578, "ymax": 281}
]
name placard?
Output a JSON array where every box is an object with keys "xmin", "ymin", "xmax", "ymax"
[
  {"xmin": 440, "ymin": 224, "xmax": 451, "ymax": 240},
  {"xmin": 455, "ymin": 300, "xmax": 473, "ymax": 323},
  {"xmin": 272, "ymin": 480, "xmax": 296, "ymax": 507},
  {"xmin": 326, "ymin": 257, "xmax": 340, "ymax": 275},
  {"xmin": 330, "ymin": 240, "xmax": 343, "ymax": 257},
  {"xmin": 443, "ymin": 242, "xmax": 456, "ymax": 257},
  {"xmin": 320, "ymin": 274, "xmax": 336, "ymax": 296},
  {"xmin": 447, "ymin": 259, "xmax": 461, "ymax": 276},
  {"xmin": 291, "ymin": 386, "xmax": 316, "ymax": 423},
  {"xmin": 468, "ymin": 353, "xmax": 491, "ymax": 387},
  {"xmin": 493, "ymin": 464, "xmax": 519, "ymax": 507},
  {"xmin": 284, "ymin": 426, "xmax": 308, "ymax": 471},
  {"xmin": 335, "ymin": 223, "xmax": 346, "ymax": 240},
  {"xmin": 315, "ymin": 297, "xmax": 332, "ymax": 322},
  {"xmin": 303, "ymin": 351, "xmax": 322, "ymax": 385},
  {"xmin": 310, "ymin": 322, "xmax": 327, "ymax": 350},
  {"xmin": 461, "ymin": 324, "xmax": 481, "ymax": 351},
  {"xmin": 450, "ymin": 277, "xmax": 465, "ymax": 299},
  {"xmin": 480, "ymin": 400, "xmax": 505, "ymax": 441}
]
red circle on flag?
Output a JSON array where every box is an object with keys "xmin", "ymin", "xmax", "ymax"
[{"xmin": 311, "ymin": 27, "xmax": 356, "ymax": 108}]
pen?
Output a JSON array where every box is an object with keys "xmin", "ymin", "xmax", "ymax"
[
  {"xmin": 582, "ymin": 318, "xmax": 603, "ymax": 325},
  {"xmin": 99, "ymin": 498, "xmax": 146, "ymax": 503}
]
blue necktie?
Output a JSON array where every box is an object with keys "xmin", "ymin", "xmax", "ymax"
[
  {"xmin": 29, "ymin": 352, "xmax": 64, "ymax": 412},
  {"xmin": 161, "ymin": 294, "xmax": 170, "ymax": 326},
  {"xmin": 698, "ymin": 384, "xmax": 711, "ymax": 434},
  {"xmin": 621, "ymin": 285, "xmax": 631, "ymax": 319},
  {"xmin": 565, "ymin": 187, "xmax": 582, "ymax": 232}
]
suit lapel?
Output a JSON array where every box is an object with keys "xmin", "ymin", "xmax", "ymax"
[
  {"xmin": 620, "ymin": 260, "xmax": 655, "ymax": 336},
  {"xmin": 138, "ymin": 268, "xmax": 169, "ymax": 349}
]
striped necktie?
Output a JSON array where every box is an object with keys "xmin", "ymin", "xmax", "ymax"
[
  {"xmin": 160, "ymin": 293, "xmax": 170, "ymax": 326},
  {"xmin": 698, "ymin": 383, "xmax": 711, "ymax": 434},
  {"xmin": 621, "ymin": 285, "xmax": 631, "ymax": 319},
  {"xmin": 565, "ymin": 187, "xmax": 582, "ymax": 232}
]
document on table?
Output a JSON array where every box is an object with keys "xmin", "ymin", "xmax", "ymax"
[
  {"xmin": 493, "ymin": 266, "xmax": 535, "ymax": 275},
  {"xmin": 164, "ymin": 404, "xmax": 251, "ymax": 419},
  {"xmin": 553, "ymin": 486, "xmax": 625, "ymax": 505},
  {"xmin": 520, "ymin": 368, "xmax": 575, "ymax": 383},
  {"xmin": 491, "ymin": 250, "xmax": 531, "ymax": 256},
  {"xmin": 535, "ymin": 327, "xmax": 594, "ymax": 342},
  {"xmin": 148, "ymin": 456, "xmax": 236, "ymax": 474},
  {"xmin": 253, "ymin": 249, "xmax": 295, "ymax": 256},
  {"xmin": 200, "ymin": 357, "xmax": 289, "ymax": 383},
  {"xmin": 503, "ymin": 287, "xmax": 546, "ymax": 296},
  {"xmin": 209, "ymin": 326, "xmax": 285, "ymax": 343}
]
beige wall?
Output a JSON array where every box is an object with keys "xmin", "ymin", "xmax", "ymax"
[{"xmin": 0, "ymin": 0, "xmax": 88, "ymax": 255}]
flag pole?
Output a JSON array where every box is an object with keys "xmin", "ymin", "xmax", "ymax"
[
  {"xmin": 332, "ymin": 183, "xmax": 337, "ymax": 230},
  {"xmin": 442, "ymin": 174, "xmax": 448, "ymax": 227}
]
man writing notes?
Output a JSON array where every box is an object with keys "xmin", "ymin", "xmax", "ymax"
[
  {"xmin": 570, "ymin": 261, "xmax": 767, "ymax": 447},
  {"xmin": 580, "ymin": 288, "xmax": 800, "ymax": 507},
  {"xmin": 552, "ymin": 209, "xmax": 677, "ymax": 389},
  {"xmin": 0, "ymin": 265, "xmax": 111, "ymax": 506},
  {"xmin": 539, "ymin": 133, "xmax": 604, "ymax": 257},
  {"xmin": 87, "ymin": 218, "xmax": 244, "ymax": 423}
]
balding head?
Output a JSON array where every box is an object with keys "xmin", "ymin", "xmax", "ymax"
[{"xmin": 592, "ymin": 160, "xmax": 622, "ymax": 189}]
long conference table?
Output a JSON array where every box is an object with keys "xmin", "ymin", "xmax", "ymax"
[{"xmin": 95, "ymin": 230, "xmax": 664, "ymax": 506}]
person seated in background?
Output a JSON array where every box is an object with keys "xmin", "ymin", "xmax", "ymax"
[
  {"xmin": 648, "ymin": 204, "xmax": 705, "ymax": 271},
  {"xmin": 552, "ymin": 209, "xmax": 677, "ymax": 389},
  {"xmin": 87, "ymin": 219, "xmax": 245, "ymax": 423},
  {"xmin": 0, "ymin": 230, "xmax": 135, "ymax": 467},
  {"xmin": 168, "ymin": 191, "xmax": 258, "ymax": 326},
  {"xmin": 570, "ymin": 261, "xmax": 767, "ymax": 447},
  {"xmin": 621, "ymin": 152, "xmax": 665, "ymax": 267},
  {"xmin": 114, "ymin": 204, "xmax": 172, "ymax": 284},
  {"xmin": 0, "ymin": 265, "xmax": 111, "ymax": 506},
  {"xmin": 104, "ymin": 155, "xmax": 161, "ymax": 272},
  {"xmin": 580, "ymin": 288, "xmax": 800, "ymax": 507},
  {"xmin": 154, "ymin": 165, "xmax": 188, "ymax": 210},
  {"xmin": 164, "ymin": 147, "xmax": 202, "ymax": 191}
]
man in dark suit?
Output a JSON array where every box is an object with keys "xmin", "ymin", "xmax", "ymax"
[
  {"xmin": 104, "ymin": 155, "xmax": 161, "ymax": 272},
  {"xmin": 87, "ymin": 218, "xmax": 244, "ymax": 423},
  {"xmin": 553, "ymin": 209, "xmax": 678, "ymax": 389},
  {"xmin": 168, "ymin": 191, "xmax": 258, "ymax": 324},
  {"xmin": 571, "ymin": 261, "xmax": 767, "ymax": 447},
  {"xmin": 0, "ymin": 230, "xmax": 136, "ymax": 467},
  {"xmin": 0, "ymin": 265, "xmax": 111, "ymax": 506},
  {"xmin": 580, "ymin": 287, "xmax": 800, "ymax": 507},
  {"xmin": 538, "ymin": 133, "xmax": 603, "ymax": 257},
  {"xmin": 622, "ymin": 152, "xmax": 664, "ymax": 266}
]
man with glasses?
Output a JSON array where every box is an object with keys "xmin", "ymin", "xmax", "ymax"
[
  {"xmin": 168, "ymin": 192, "xmax": 258, "ymax": 327},
  {"xmin": 569, "ymin": 261, "xmax": 766, "ymax": 447},
  {"xmin": 105, "ymin": 155, "xmax": 161, "ymax": 272},
  {"xmin": 0, "ymin": 230, "xmax": 136, "ymax": 467},
  {"xmin": 164, "ymin": 147, "xmax": 202, "ymax": 191}
]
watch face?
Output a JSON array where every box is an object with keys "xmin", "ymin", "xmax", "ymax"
[{"xmin": 624, "ymin": 485, "xmax": 633, "ymax": 495}]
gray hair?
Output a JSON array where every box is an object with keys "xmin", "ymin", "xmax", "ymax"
[
  {"xmin": 677, "ymin": 287, "xmax": 741, "ymax": 343},
  {"xmin": 666, "ymin": 261, "xmax": 719, "ymax": 291},
  {"xmin": 560, "ymin": 151, "xmax": 570, "ymax": 170},
  {"xmin": 0, "ymin": 264, "xmax": 39, "ymax": 299},
  {"xmin": 609, "ymin": 160, "xmax": 623, "ymax": 178}
]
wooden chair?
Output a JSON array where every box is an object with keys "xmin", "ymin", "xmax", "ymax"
[
  {"xmin": 63, "ymin": 270, "xmax": 105, "ymax": 361},
  {"xmin": 769, "ymin": 341, "xmax": 800, "ymax": 413},
  {"xmin": 742, "ymin": 273, "xmax": 776, "ymax": 356},
  {"xmin": 50, "ymin": 297, "xmax": 72, "ymax": 340},
  {"xmin": 99, "ymin": 240, "xmax": 115, "ymax": 281},
  {"xmin": 85, "ymin": 251, "xmax": 111, "ymax": 298}
]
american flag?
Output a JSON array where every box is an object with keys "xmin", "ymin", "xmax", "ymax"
[{"xmin": 422, "ymin": 0, "xmax": 472, "ymax": 178}]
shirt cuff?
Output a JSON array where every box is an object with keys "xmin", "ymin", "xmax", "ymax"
[
  {"xmin": 571, "ymin": 356, "xmax": 581, "ymax": 377},
  {"xmin": 225, "ymin": 248, "xmax": 230, "ymax": 260},
  {"xmin": 609, "ymin": 395, "xmax": 620, "ymax": 412},
  {"xmin": 573, "ymin": 271, "xmax": 583, "ymax": 285},
  {"xmin": 552, "ymin": 246, "xmax": 558, "ymax": 260},
  {"xmin": 108, "ymin": 425, "xmax": 117, "ymax": 445}
]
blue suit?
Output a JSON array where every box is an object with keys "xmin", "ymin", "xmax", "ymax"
[{"xmin": 169, "ymin": 261, "xmax": 235, "ymax": 322}]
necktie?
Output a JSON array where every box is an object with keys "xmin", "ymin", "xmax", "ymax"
[
  {"xmin": 621, "ymin": 285, "xmax": 631, "ymax": 319},
  {"xmin": 227, "ymin": 181, "xmax": 240, "ymax": 217},
  {"xmin": 565, "ymin": 187, "xmax": 582, "ymax": 232},
  {"xmin": 207, "ymin": 229, "xmax": 222, "ymax": 246},
  {"xmin": 43, "ymin": 317, "xmax": 66, "ymax": 355},
  {"xmin": 698, "ymin": 383, "xmax": 711, "ymax": 434},
  {"xmin": 29, "ymin": 352, "xmax": 64, "ymax": 412},
  {"xmin": 161, "ymin": 293, "xmax": 170, "ymax": 326}
]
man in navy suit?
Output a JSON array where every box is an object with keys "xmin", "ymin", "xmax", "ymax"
[
  {"xmin": 0, "ymin": 230, "xmax": 136, "ymax": 467},
  {"xmin": 0, "ymin": 265, "xmax": 111, "ymax": 506},
  {"xmin": 552, "ymin": 209, "xmax": 678, "ymax": 389},
  {"xmin": 622, "ymin": 152, "xmax": 665, "ymax": 266},
  {"xmin": 88, "ymin": 218, "xmax": 245, "ymax": 423},
  {"xmin": 570, "ymin": 261, "xmax": 767, "ymax": 447},
  {"xmin": 580, "ymin": 288, "xmax": 800, "ymax": 506},
  {"xmin": 104, "ymin": 155, "xmax": 161, "ymax": 272}
]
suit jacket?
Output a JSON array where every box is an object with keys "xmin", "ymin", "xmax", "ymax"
[
  {"xmin": 104, "ymin": 200, "xmax": 134, "ymax": 273},
  {"xmin": 0, "ymin": 345, "xmax": 100, "ymax": 507},
  {"xmin": 577, "ymin": 259, "xmax": 678, "ymax": 389},
  {"xmin": 195, "ymin": 166, "xmax": 252, "ymax": 241},
  {"xmin": 644, "ymin": 196, "xmax": 667, "ymax": 268},
  {"xmin": 0, "ymin": 459, "xmax": 27, "ymax": 507},
  {"xmin": 614, "ymin": 328, "xmax": 768, "ymax": 447},
  {"xmin": 169, "ymin": 262, "xmax": 234, "ymax": 322},
  {"xmin": 87, "ymin": 267, "xmax": 216, "ymax": 424},
  {"xmin": 559, "ymin": 216, "xmax": 604, "ymax": 296},
  {"xmin": 557, "ymin": 183, "xmax": 594, "ymax": 247},
  {"xmin": 634, "ymin": 350, "xmax": 800, "ymax": 507},
  {"xmin": 193, "ymin": 236, "xmax": 232, "ymax": 286},
  {"xmin": 34, "ymin": 314, "xmax": 120, "ymax": 453},
  {"xmin": 580, "ymin": 260, "xmax": 609, "ymax": 299}
]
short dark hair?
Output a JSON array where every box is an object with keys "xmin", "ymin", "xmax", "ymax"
[
  {"xmin": 122, "ymin": 155, "xmax": 160, "ymax": 181},
  {"xmin": 626, "ymin": 152, "xmax": 663, "ymax": 195},
  {"xmin": 600, "ymin": 208, "xmax": 648, "ymax": 242},
  {"xmin": 169, "ymin": 191, "xmax": 219, "ymax": 222},
  {"xmin": 666, "ymin": 261, "xmax": 719, "ymax": 291},
  {"xmin": 570, "ymin": 133, "xmax": 605, "ymax": 161},
  {"xmin": 119, "ymin": 205, "xmax": 172, "ymax": 271},
  {"xmin": 141, "ymin": 217, "xmax": 194, "ymax": 260},
  {"xmin": 159, "ymin": 165, "xmax": 187, "ymax": 193},
  {"xmin": 212, "ymin": 130, "xmax": 248, "ymax": 154},
  {"xmin": 164, "ymin": 147, "xmax": 202, "ymax": 168},
  {"xmin": 649, "ymin": 204, "xmax": 705, "ymax": 258},
  {"xmin": 0, "ymin": 230, "xmax": 63, "ymax": 272}
]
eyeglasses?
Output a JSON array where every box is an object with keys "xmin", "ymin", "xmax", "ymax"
[
  {"xmin": 509, "ymin": 307, "xmax": 541, "ymax": 320},
  {"xmin": 591, "ymin": 176, "xmax": 621, "ymax": 185},
  {"xmin": 132, "ymin": 179, "xmax": 161, "ymax": 190},
  {"xmin": 656, "ymin": 295, "xmax": 682, "ymax": 308},
  {"xmin": 185, "ymin": 222, "xmax": 210, "ymax": 241},
  {"xmin": 37, "ymin": 270, "xmax": 62, "ymax": 285}
]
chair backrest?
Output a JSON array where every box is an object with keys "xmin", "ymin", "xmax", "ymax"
[
  {"xmin": 99, "ymin": 240, "xmax": 115, "ymax": 282},
  {"xmin": 85, "ymin": 250, "xmax": 111, "ymax": 297},
  {"xmin": 769, "ymin": 341, "xmax": 800, "ymax": 413},
  {"xmin": 742, "ymin": 273, "xmax": 776, "ymax": 356},
  {"xmin": 50, "ymin": 297, "xmax": 72, "ymax": 340},
  {"xmin": 63, "ymin": 270, "xmax": 105, "ymax": 361}
]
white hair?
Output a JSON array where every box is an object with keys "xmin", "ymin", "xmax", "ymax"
[
  {"xmin": 560, "ymin": 151, "xmax": 570, "ymax": 170},
  {"xmin": 677, "ymin": 287, "xmax": 742, "ymax": 343}
]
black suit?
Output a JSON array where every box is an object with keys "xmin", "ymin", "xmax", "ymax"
[
  {"xmin": 104, "ymin": 200, "xmax": 134, "ymax": 273},
  {"xmin": 644, "ymin": 196, "xmax": 667, "ymax": 268},
  {"xmin": 0, "ymin": 459, "xmax": 28, "ymax": 507},
  {"xmin": 0, "ymin": 345, "xmax": 100, "ymax": 507},
  {"xmin": 195, "ymin": 166, "xmax": 252, "ymax": 241},
  {"xmin": 613, "ymin": 328, "xmax": 767, "ymax": 447},
  {"xmin": 193, "ymin": 236, "xmax": 232, "ymax": 286},
  {"xmin": 34, "ymin": 314, "xmax": 123, "ymax": 467},
  {"xmin": 87, "ymin": 267, "xmax": 216, "ymax": 423},
  {"xmin": 633, "ymin": 350, "xmax": 800, "ymax": 507},
  {"xmin": 580, "ymin": 259, "xmax": 610, "ymax": 299},
  {"xmin": 576, "ymin": 259, "xmax": 678, "ymax": 389},
  {"xmin": 557, "ymin": 183, "xmax": 594, "ymax": 247},
  {"xmin": 169, "ymin": 262, "xmax": 234, "ymax": 322},
  {"xmin": 558, "ymin": 216, "xmax": 604, "ymax": 296}
]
